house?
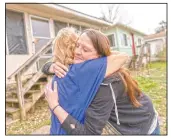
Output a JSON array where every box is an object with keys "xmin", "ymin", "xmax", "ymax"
[
  {"xmin": 6, "ymin": 4, "xmax": 112, "ymax": 82},
  {"xmin": 6, "ymin": 4, "xmax": 147, "ymax": 80},
  {"xmin": 144, "ymin": 30, "xmax": 166, "ymax": 57},
  {"xmin": 103, "ymin": 23, "xmax": 146, "ymax": 56}
]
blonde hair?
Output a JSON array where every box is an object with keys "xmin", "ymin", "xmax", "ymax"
[{"xmin": 53, "ymin": 27, "xmax": 78, "ymax": 67}]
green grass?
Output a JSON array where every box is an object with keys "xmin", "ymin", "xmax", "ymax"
[
  {"xmin": 6, "ymin": 62, "xmax": 167, "ymax": 135},
  {"xmin": 134, "ymin": 61, "xmax": 167, "ymax": 135}
]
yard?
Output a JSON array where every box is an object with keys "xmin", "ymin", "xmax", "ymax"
[
  {"xmin": 134, "ymin": 61, "xmax": 167, "ymax": 135},
  {"xmin": 6, "ymin": 61, "xmax": 167, "ymax": 135}
]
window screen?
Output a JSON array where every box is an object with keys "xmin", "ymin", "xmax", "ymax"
[
  {"xmin": 34, "ymin": 38, "xmax": 50, "ymax": 53},
  {"xmin": 31, "ymin": 18, "xmax": 50, "ymax": 37},
  {"xmin": 123, "ymin": 34, "xmax": 128, "ymax": 46},
  {"xmin": 54, "ymin": 20, "xmax": 67, "ymax": 35},
  {"xmin": 138, "ymin": 38, "xmax": 142, "ymax": 45},
  {"xmin": 6, "ymin": 10, "xmax": 27, "ymax": 55},
  {"xmin": 107, "ymin": 34, "xmax": 115, "ymax": 47}
]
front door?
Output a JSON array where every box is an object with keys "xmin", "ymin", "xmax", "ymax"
[{"xmin": 30, "ymin": 16, "xmax": 52, "ymax": 70}]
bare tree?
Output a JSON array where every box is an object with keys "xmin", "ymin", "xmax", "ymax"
[
  {"xmin": 99, "ymin": 4, "xmax": 132, "ymax": 25},
  {"xmin": 100, "ymin": 4, "xmax": 119, "ymax": 23},
  {"xmin": 155, "ymin": 20, "xmax": 167, "ymax": 33}
]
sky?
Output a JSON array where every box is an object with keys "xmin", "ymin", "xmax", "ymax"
[{"xmin": 60, "ymin": 4, "xmax": 166, "ymax": 35}]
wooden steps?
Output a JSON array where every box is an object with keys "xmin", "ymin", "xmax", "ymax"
[
  {"xmin": 6, "ymin": 107, "xmax": 20, "ymax": 120},
  {"xmin": 6, "ymin": 39, "xmax": 52, "ymax": 122},
  {"xmin": 6, "ymin": 98, "xmax": 18, "ymax": 103},
  {"xmin": 6, "ymin": 107, "xmax": 20, "ymax": 113},
  {"xmin": 6, "ymin": 84, "xmax": 46, "ymax": 120},
  {"xmin": 6, "ymin": 98, "xmax": 32, "ymax": 104},
  {"xmin": 8, "ymin": 90, "xmax": 41, "ymax": 95}
]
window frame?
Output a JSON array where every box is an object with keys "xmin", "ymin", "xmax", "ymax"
[
  {"xmin": 29, "ymin": 14, "xmax": 52, "ymax": 54},
  {"xmin": 53, "ymin": 20, "xmax": 67, "ymax": 36},
  {"xmin": 6, "ymin": 9, "xmax": 28, "ymax": 55},
  {"xmin": 107, "ymin": 34, "xmax": 116, "ymax": 47},
  {"xmin": 138, "ymin": 38, "xmax": 142, "ymax": 46},
  {"xmin": 122, "ymin": 33, "xmax": 128, "ymax": 47}
]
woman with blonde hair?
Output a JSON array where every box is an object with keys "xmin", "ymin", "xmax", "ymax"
[{"xmin": 44, "ymin": 28, "xmax": 160, "ymax": 135}]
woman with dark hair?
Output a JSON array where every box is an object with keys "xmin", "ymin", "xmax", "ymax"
[
  {"xmin": 44, "ymin": 28, "xmax": 160, "ymax": 135},
  {"xmin": 45, "ymin": 27, "xmax": 128, "ymax": 135}
]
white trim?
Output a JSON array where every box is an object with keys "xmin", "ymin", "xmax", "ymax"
[
  {"xmin": 40, "ymin": 55, "xmax": 52, "ymax": 58},
  {"xmin": 42, "ymin": 4, "xmax": 112, "ymax": 26},
  {"xmin": 6, "ymin": 4, "xmax": 105, "ymax": 30},
  {"xmin": 33, "ymin": 36, "xmax": 51, "ymax": 39},
  {"xmin": 29, "ymin": 14, "xmax": 35, "ymax": 54},
  {"xmin": 30, "ymin": 14, "xmax": 50, "ymax": 21},
  {"xmin": 49, "ymin": 18, "xmax": 55, "ymax": 38},
  {"xmin": 110, "ymin": 23, "xmax": 146, "ymax": 36},
  {"xmin": 23, "ymin": 12, "xmax": 31, "ymax": 55},
  {"xmin": 6, "ymin": 34, "xmax": 9, "ymax": 55},
  {"xmin": 6, "ymin": 8, "xmax": 24, "ymax": 14},
  {"xmin": 145, "ymin": 36, "xmax": 166, "ymax": 42}
]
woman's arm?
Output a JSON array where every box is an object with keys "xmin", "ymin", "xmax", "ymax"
[
  {"xmin": 41, "ymin": 62, "xmax": 54, "ymax": 75},
  {"xmin": 45, "ymin": 83, "xmax": 114, "ymax": 134},
  {"xmin": 105, "ymin": 52, "xmax": 129, "ymax": 77},
  {"xmin": 42, "ymin": 51, "xmax": 129, "ymax": 78},
  {"xmin": 42, "ymin": 62, "xmax": 68, "ymax": 77}
]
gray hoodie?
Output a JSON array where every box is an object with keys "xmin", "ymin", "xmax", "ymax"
[{"xmin": 42, "ymin": 62, "xmax": 158, "ymax": 135}]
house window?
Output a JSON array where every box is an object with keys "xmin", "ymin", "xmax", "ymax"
[
  {"xmin": 54, "ymin": 20, "xmax": 67, "ymax": 36},
  {"xmin": 6, "ymin": 10, "xmax": 27, "ymax": 55},
  {"xmin": 31, "ymin": 17, "xmax": 50, "ymax": 38},
  {"xmin": 31, "ymin": 17, "xmax": 51, "ymax": 53},
  {"xmin": 107, "ymin": 34, "xmax": 115, "ymax": 47},
  {"xmin": 138, "ymin": 38, "xmax": 142, "ymax": 45},
  {"xmin": 122, "ymin": 34, "xmax": 128, "ymax": 46}
]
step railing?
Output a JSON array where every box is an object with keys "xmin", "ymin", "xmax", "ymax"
[{"xmin": 7, "ymin": 39, "xmax": 53, "ymax": 120}]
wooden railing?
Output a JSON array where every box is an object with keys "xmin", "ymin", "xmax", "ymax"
[
  {"xmin": 7, "ymin": 39, "xmax": 53, "ymax": 120},
  {"xmin": 136, "ymin": 42, "xmax": 150, "ymax": 69}
]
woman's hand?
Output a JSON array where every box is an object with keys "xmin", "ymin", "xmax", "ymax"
[
  {"xmin": 44, "ymin": 81, "xmax": 59, "ymax": 110},
  {"xmin": 44, "ymin": 81, "xmax": 69, "ymax": 124},
  {"xmin": 49, "ymin": 62, "xmax": 68, "ymax": 78}
]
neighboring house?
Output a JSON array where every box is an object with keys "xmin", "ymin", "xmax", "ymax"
[
  {"xmin": 103, "ymin": 23, "xmax": 146, "ymax": 56},
  {"xmin": 144, "ymin": 30, "xmax": 166, "ymax": 57},
  {"xmin": 6, "ymin": 4, "xmax": 111, "ymax": 82}
]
